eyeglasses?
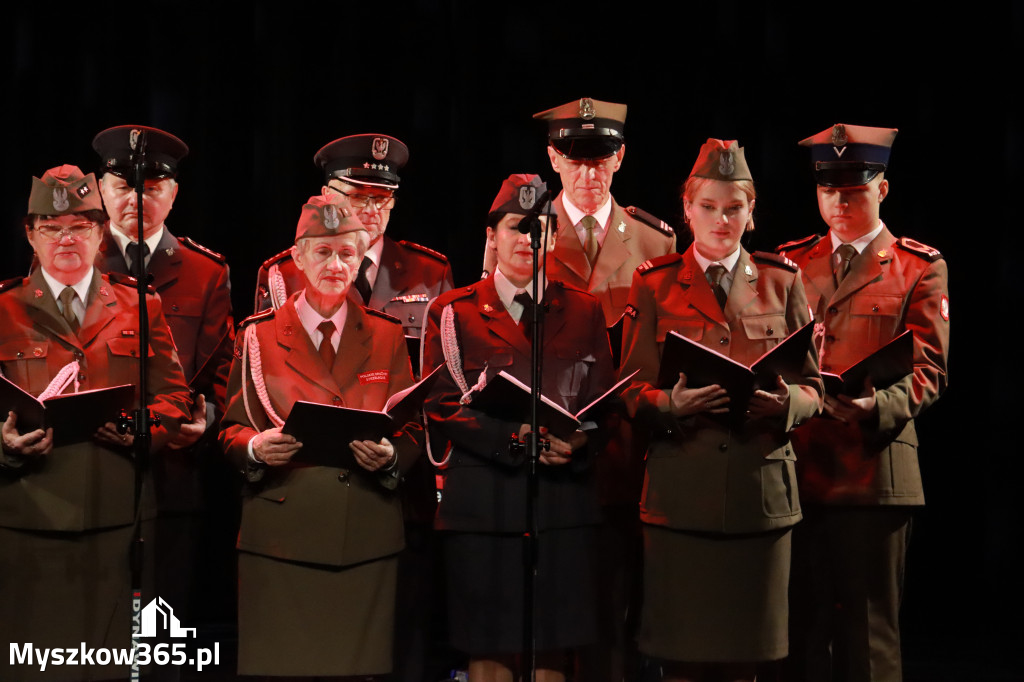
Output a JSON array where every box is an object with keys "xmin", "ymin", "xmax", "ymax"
[
  {"xmin": 34, "ymin": 222, "xmax": 96, "ymax": 242},
  {"xmin": 329, "ymin": 186, "xmax": 396, "ymax": 211}
]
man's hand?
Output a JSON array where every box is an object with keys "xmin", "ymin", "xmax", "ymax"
[
  {"xmin": 350, "ymin": 437, "xmax": 396, "ymax": 472},
  {"xmin": 2, "ymin": 411, "xmax": 53, "ymax": 457},
  {"xmin": 669, "ymin": 372, "xmax": 729, "ymax": 417},
  {"xmin": 748, "ymin": 375, "xmax": 790, "ymax": 420},
  {"xmin": 169, "ymin": 393, "xmax": 208, "ymax": 450},
  {"xmin": 253, "ymin": 427, "xmax": 302, "ymax": 466},
  {"xmin": 824, "ymin": 377, "xmax": 878, "ymax": 423}
]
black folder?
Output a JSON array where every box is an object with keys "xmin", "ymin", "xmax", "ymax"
[
  {"xmin": 822, "ymin": 330, "xmax": 914, "ymax": 396},
  {"xmin": 656, "ymin": 322, "xmax": 814, "ymax": 418},
  {"xmin": 0, "ymin": 377, "xmax": 135, "ymax": 447},
  {"xmin": 281, "ymin": 364, "xmax": 442, "ymax": 468}
]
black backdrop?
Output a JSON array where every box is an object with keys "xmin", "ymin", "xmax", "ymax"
[{"xmin": 4, "ymin": 2, "xmax": 1020, "ymax": 675}]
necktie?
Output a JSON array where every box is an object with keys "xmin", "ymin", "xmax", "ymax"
[
  {"xmin": 317, "ymin": 320, "xmax": 336, "ymax": 369},
  {"xmin": 513, "ymin": 291, "xmax": 534, "ymax": 339},
  {"xmin": 354, "ymin": 257, "xmax": 373, "ymax": 304},
  {"xmin": 706, "ymin": 264, "xmax": 728, "ymax": 311},
  {"xmin": 581, "ymin": 215, "xmax": 599, "ymax": 266},
  {"xmin": 834, "ymin": 244, "xmax": 858, "ymax": 286},
  {"xmin": 125, "ymin": 241, "xmax": 151, "ymax": 273},
  {"xmin": 59, "ymin": 286, "xmax": 79, "ymax": 332}
]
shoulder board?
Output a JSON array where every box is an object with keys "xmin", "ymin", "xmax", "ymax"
[
  {"xmin": 636, "ymin": 252, "xmax": 682, "ymax": 275},
  {"xmin": 107, "ymin": 272, "xmax": 156, "ymax": 294},
  {"xmin": 181, "ymin": 236, "xmax": 227, "ymax": 263},
  {"xmin": 752, "ymin": 251, "xmax": 798, "ymax": 272},
  {"xmin": 260, "ymin": 248, "xmax": 293, "ymax": 270},
  {"xmin": 397, "ymin": 240, "xmax": 449, "ymax": 264},
  {"xmin": 0, "ymin": 276, "xmax": 26, "ymax": 294},
  {"xmin": 625, "ymin": 206, "xmax": 676, "ymax": 237},
  {"xmin": 440, "ymin": 284, "xmax": 478, "ymax": 305},
  {"xmin": 239, "ymin": 309, "xmax": 275, "ymax": 328},
  {"xmin": 363, "ymin": 307, "xmax": 401, "ymax": 325},
  {"xmin": 896, "ymin": 237, "xmax": 943, "ymax": 262},
  {"xmin": 775, "ymin": 234, "xmax": 823, "ymax": 254}
]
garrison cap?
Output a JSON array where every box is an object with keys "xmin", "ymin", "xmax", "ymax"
[
  {"xmin": 314, "ymin": 134, "xmax": 409, "ymax": 189},
  {"xmin": 92, "ymin": 125, "xmax": 189, "ymax": 180},
  {"xmin": 294, "ymin": 195, "xmax": 367, "ymax": 243},
  {"xmin": 799, "ymin": 123, "xmax": 898, "ymax": 187},
  {"xmin": 534, "ymin": 97, "xmax": 627, "ymax": 160},
  {"xmin": 488, "ymin": 174, "xmax": 551, "ymax": 217},
  {"xmin": 28, "ymin": 164, "xmax": 104, "ymax": 215},
  {"xmin": 689, "ymin": 139, "xmax": 753, "ymax": 182}
]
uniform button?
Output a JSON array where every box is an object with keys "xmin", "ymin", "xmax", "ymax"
[
  {"xmin": 16, "ymin": 351, "xmax": 23, "ymax": 358},
  {"xmin": 171, "ymin": 304, "xmax": 180, "ymax": 312},
  {"xmin": 665, "ymin": 429, "xmax": 673, "ymax": 436},
  {"xmin": 78, "ymin": 373, "xmax": 86, "ymax": 381},
  {"xmin": 872, "ymin": 304, "xmax": 880, "ymax": 312},
  {"xmin": 765, "ymin": 327, "xmax": 774, "ymax": 336},
  {"xmin": 828, "ymin": 306, "xmax": 838, "ymax": 314},
  {"xmin": 719, "ymin": 337, "xmax": 729, "ymax": 345},
  {"xmin": 337, "ymin": 470, "xmax": 350, "ymax": 483},
  {"xmin": 130, "ymin": 349, "xmax": 138, "ymax": 357},
  {"xmin": 408, "ymin": 314, "xmax": 416, "ymax": 323},
  {"xmin": 332, "ymin": 396, "xmax": 342, "ymax": 405},
  {"xmin": 718, "ymin": 442, "xmax": 728, "ymax": 452},
  {"xmin": 73, "ymin": 350, "xmax": 84, "ymax": 359}
]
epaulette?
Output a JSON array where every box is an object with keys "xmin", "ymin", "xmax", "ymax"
[
  {"xmin": 108, "ymin": 272, "xmax": 156, "ymax": 294},
  {"xmin": 397, "ymin": 240, "xmax": 449, "ymax": 264},
  {"xmin": 896, "ymin": 237, "xmax": 943, "ymax": 262},
  {"xmin": 775, "ymin": 234, "xmax": 823, "ymax": 254},
  {"xmin": 752, "ymin": 251, "xmax": 799, "ymax": 272},
  {"xmin": 363, "ymin": 307, "xmax": 402, "ymax": 325},
  {"xmin": 260, "ymin": 248, "xmax": 293, "ymax": 270},
  {"xmin": 636, "ymin": 252, "xmax": 682, "ymax": 275},
  {"xmin": 239, "ymin": 309, "xmax": 275, "ymax": 328},
  {"xmin": 0, "ymin": 277, "xmax": 26, "ymax": 294},
  {"xmin": 181, "ymin": 236, "xmax": 227, "ymax": 263},
  {"xmin": 625, "ymin": 206, "xmax": 676, "ymax": 237}
]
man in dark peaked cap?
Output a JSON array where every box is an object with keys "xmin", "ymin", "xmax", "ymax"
[
  {"xmin": 778, "ymin": 123, "xmax": 950, "ymax": 682},
  {"xmin": 92, "ymin": 124, "xmax": 237, "ymax": 639}
]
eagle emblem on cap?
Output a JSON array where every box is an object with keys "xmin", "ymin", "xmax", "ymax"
[
  {"xmin": 372, "ymin": 137, "xmax": 389, "ymax": 161},
  {"xmin": 578, "ymin": 98, "xmax": 596, "ymax": 120},
  {"xmin": 52, "ymin": 187, "xmax": 70, "ymax": 212},
  {"xmin": 323, "ymin": 205, "xmax": 340, "ymax": 231},
  {"xmin": 518, "ymin": 185, "xmax": 537, "ymax": 210},
  {"xmin": 831, "ymin": 124, "xmax": 848, "ymax": 148},
  {"xmin": 719, "ymin": 150, "xmax": 735, "ymax": 177},
  {"xmin": 129, "ymin": 128, "xmax": 142, "ymax": 151}
]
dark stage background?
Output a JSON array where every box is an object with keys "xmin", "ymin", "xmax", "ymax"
[{"xmin": 4, "ymin": 3, "xmax": 1020, "ymax": 679}]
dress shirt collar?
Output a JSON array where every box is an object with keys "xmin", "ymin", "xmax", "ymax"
[
  {"xmin": 692, "ymin": 244, "xmax": 742, "ymax": 275},
  {"xmin": 109, "ymin": 224, "xmax": 165, "ymax": 264},
  {"xmin": 561, "ymin": 193, "xmax": 612, "ymax": 231},
  {"xmin": 830, "ymin": 220, "xmax": 885, "ymax": 255},
  {"xmin": 294, "ymin": 290, "xmax": 348, "ymax": 352}
]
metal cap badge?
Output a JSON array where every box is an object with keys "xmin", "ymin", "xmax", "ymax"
[
  {"xmin": 688, "ymin": 139, "xmax": 753, "ymax": 182},
  {"xmin": 799, "ymin": 123, "xmax": 898, "ymax": 187}
]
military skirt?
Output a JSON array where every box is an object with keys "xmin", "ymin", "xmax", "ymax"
[{"xmin": 638, "ymin": 523, "xmax": 791, "ymax": 663}]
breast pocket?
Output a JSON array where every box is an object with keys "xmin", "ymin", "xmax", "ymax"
[
  {"xmin": 0, "ymin": 340, "xmax": 51, "ymax": 396},
  {"xmin": 162, "ymin": 295, "xmax": 204, "ymax": 320},
  {"xmin": 850, "ymin": 295, "xmax": 903, "ymax": 345},
  {"xmin": 554, "ymin": 348, "xmax": 596, "ymax": 400},
  {"xmin": 106, "ymin": 338, "xmax": 154, "ymax": 380},
  {"xmin": 656, "ymin": 317, "xmax": 705, "ymax": 344},
  {"xmin": 740, "ymin": 313, "xmax": 789, "ymax": 356}
]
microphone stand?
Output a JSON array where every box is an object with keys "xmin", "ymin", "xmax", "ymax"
[
  {"xmin": 122, "ymin": 132, "xmax": 161, "ymax": 678},
  {"xmin": 511, "ymin": 191, "xmax": 553, "ymax": 682}
]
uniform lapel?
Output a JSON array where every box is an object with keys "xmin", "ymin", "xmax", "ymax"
[
  {"xmin": 723, "ymin": 249, "xmax": 759, "ymax": 321},
  {"xmin": 146, "ymin": 228, "xmax": 183, "ymax": 292},
  {"xmin": 542, "ymin": 283, "xmax": 567, "ymax": 344},
  {"xmin": 680, "ymin": 248, "xmax": 728, "ymax": 328},
  {"xmin": 276, "ymin": 299, "xmax": 344, "ymax": 400},
  {"xmin": 96, "ymin": 228, "xmax": 131, "ymax": 275},
  {"xmin": 332, "ymin": 304, "xmax": 373, "ymax": 400},
  {"xmin": 833, "ymin": 227, "xmax": 896, "ymax": 303},
  {"xmin": 78, "ymin": 271, "xmax": 120, "ymax": 347},
  {"xmin": 588, "ymin": 200, "xmax": 631, "ymax": 290},
  {"xmin": 550, "ymin": 193, "xmax": 591, "ymax": 287},
  {"xmin": 478, "ymin": 277, "xmax": 532, "ymax": 358},
  {"xmin": 367, "ymin": 237, "xmax": 406, "ymax": 309},
  {"xmin": 800, "ymin": 238, "xmax": 836, "ymax": 314}
]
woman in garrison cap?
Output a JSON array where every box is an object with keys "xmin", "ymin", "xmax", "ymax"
[
  {"xmin": 0, "ymin": 165, "xmax": 191, "ymax": 682},
  {"xmin": 422, "ymin": 174, "xmax": 615, "ymax": 682},
  {"xmin": 619, "ymin": 141, "xmax": 823, "ymax": 682},
  {"xmin": 218, "ymin": 194, "xmax": 423, "ymax": 678}
]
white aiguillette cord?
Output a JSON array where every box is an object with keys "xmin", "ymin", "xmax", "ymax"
[{"xmin": 38, "ymin": 360, "xmax": 81, "ymax": 400}]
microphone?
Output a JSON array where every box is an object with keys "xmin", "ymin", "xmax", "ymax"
[{"xmin": 516, "ymin": 189, "xmax": 551, "ymax": 234}]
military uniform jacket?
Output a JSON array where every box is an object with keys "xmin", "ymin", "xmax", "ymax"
[
  {"xmin": 777, "ymin": 225, "xmax": 950, "ymax": 505},
  {"xmin": 254, "ymin": 235, "xmax": 454, "ymax": 337},
  {"xmin": 0, "ymin": 269, "xmax": 191, "ymax": 532},
  {"xmin": 620, "ymin": 247, "xmax": 823, "ymax": 534},
  {"xmin": 548, "ymin": 192, "xmax": 676, "ymax": 327},
  {"xmin": 422, "ymin": 277, "xmax": 616, "ymax": 533},
  {"xmin": 218, "ymin": 296, "xmax": 423, "ymax": 568}
]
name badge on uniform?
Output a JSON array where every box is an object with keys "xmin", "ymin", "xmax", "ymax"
[{"xmin": 358, "ymin": 370, "xmax": 390, "ymax": 385}]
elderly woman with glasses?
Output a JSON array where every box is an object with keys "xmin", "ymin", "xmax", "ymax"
[{"xmin": 0, "ymin": 165, "xmax": 191, "ymax": 682}]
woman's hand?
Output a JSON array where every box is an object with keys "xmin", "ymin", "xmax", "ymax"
[
  {"xmin": 95, "ymin": 422, "xmax": 133, "ymax": 448},
  {"xmin": 748, "ymin": 375, "xmax": 790, "ymax": 420},
  {"xmin": 169, "ymin": 393, "xmax": 208, "ymax": 450},
  {"xmin": 253, "ymin": 427, "xmax": 302, "ymax": 466},
  {"xmin": 669, "ymin": 372, "xmax": 729, "ymax": 417},
  {"xmin": 539, "ymin": 427, "xmax": 587, "ymax": 466},
  {"xmin": 350, "ymin": 437, "xmax": 396, "ymax": 472},
  {"xmin": 2, "ymin": 411, "xmax": 53, "ymax": 457}
]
